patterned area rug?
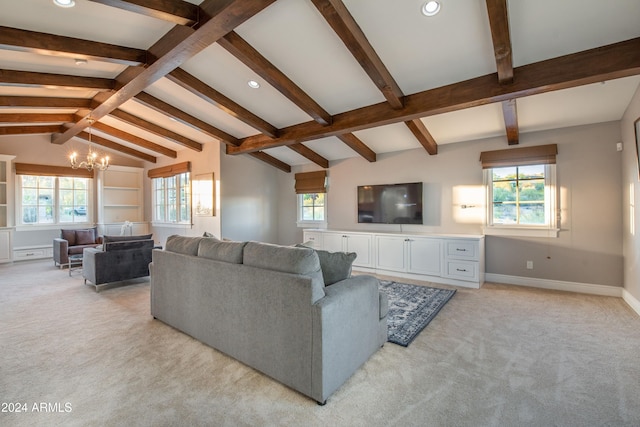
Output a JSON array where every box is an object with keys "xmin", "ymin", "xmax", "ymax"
[{"xmin": 379, "ymin": 280, "xmax": 456, "ymax": 347}]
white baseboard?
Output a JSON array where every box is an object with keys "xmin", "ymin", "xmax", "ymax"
[
  {"xmin": 485, "ymin": 273, "xmax": 623, "ymax": 298},
  {"xmin": 622, "ymin": 289, "xmax": 640, "ymax": 317}
]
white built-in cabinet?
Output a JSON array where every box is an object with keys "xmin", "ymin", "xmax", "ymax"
[
  {"xmin": 0, "ymin": 155, "xmax": 15, "ymax": 263},
  {"xmin": 303, "ymin": 229, "xmax": 485, "ymax": 288}
]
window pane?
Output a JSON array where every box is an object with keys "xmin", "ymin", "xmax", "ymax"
[
  {"xmin": 302, "ymin": 207, "xmax": 314, "ymax": 221},
  {"xmin": 59, "ymin": 177, "xmax": 73, "ymax": 189},
  {"xmin": 518, "ymin": 165, "xmax": 545, "ymax": 180},
  {"xmin": 493, "ymin": 203, "xmax": 516, "ymax": 224},
  {"xmin": 519, "ymin": 179, "xmax": 545, "ymax": 202},
  {"xmin": 22, "ymin": 207, "xmax": 37, "ymax": 223},
  {"xmin": 493, "ymin": 167, "xmax": 516, "ymax": 181},
  {"xmin": 493, "ymin": 181, "xmax": 516, "ymax": 202},
  {"xmin": 519, "ymin": 203, "xmax": 545, "ymax": 225},
  {"xmin": 313, "ymin": 207, "xmax": 324, "ymax": 221}
]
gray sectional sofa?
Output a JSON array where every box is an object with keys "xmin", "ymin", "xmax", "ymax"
[{"xmin": 150, "ymin": 235, "xmax": 388, "ymax": 404}]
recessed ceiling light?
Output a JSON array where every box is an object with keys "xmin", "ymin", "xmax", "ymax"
[
  {"xmin": 53, "ymin": 0, "xmax": 75, "ymax": 7},
  {"xmin": 422, "ymin": 1, "xmax": 441, "ymax": 16},
  {"xmin": 247, "ymin": 80, "xmax": 260, "ymax": 89},
  {"xmin": 74, "ymin": 58, "xmax": 87, "ymax": 66}
]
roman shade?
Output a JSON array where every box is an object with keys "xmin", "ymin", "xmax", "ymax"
[
  {"xmin": 147, "ymin": 161, "xmax": 191, "ymax": 178},
  {"xmin": 479, "ymin": 144, "xmax": 558, "ymax": 169},
  {"xmin": 14, "ymin": 163, "xmax": 93, "ymax": 178},
  {"xmin": 295, "ymin": 170, "xmax": 327, "ymax": 194}
]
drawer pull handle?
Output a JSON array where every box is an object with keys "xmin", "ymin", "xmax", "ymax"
[
  {"xmin": 456, "ymin": 248, "xmax": 467, "ymax": 251},
  {"xmin": 456, "ymin": 268, "xmax": 467, "ymax": 272}
]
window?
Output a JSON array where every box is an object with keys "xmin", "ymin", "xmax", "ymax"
[
  {"xmin": 299, "ymin": 193, "xmax": 326, "ymax": 221},
  {"xmin": 152, "ymin": 172, "xmax": 191, "ymax": 224},
  {"xmin": 481, "ymin": 144, "xmax": 558, "ymax": 237},
  {"xmin": 295, "ymin": 170, "xmax": 327, "ymax": 227},
  {"xmin": 484, "ymin": 164, "xmax": 557, "ymax": 237},
  {"xmin": 20, "ymin": 175, "xmax": 90, "ymax": 225}
]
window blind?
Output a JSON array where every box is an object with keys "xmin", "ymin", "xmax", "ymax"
[
  {"xmin": 480, "ymin": 144, "xmax": 558, "ymax": 169},
  {"xmin": 294, "ymin": 170, "xmax": 327, "ymax": 194},
  {"xmin": 14, "ymin": 163, "xmax": 94, "ymax": 178},
  {"xmin": 147, "ymin": 161, "xmax": 191, "ymax": 178}
]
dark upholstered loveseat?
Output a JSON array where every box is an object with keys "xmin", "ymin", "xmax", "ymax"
[
  {"xmin": 82, "ymin": 234, "xmax": 154, "ymax": 291},
  {"xmin": 53, "ymin": 227, "xmax": 102, "ymax": 267}
]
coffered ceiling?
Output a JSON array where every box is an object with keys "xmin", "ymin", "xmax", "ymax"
[{"xmin": 1, "ymin": 0, "xmax": 639, "ymax": 172}]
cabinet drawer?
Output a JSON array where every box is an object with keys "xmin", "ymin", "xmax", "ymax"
[
  {"xmin": 444, "ymin": 260, "xmax": 479, "ymax": 282},
  {"xmin": 446, "ymin": 240, "xmax": 478, "ymax": 260},
  {"xmin": 14, "ymin": 247, "xmax": 52, "ymax": 260}
]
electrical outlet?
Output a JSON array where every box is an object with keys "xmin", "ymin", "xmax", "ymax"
[{"xmin": 526, "ymin": 261, "xmax": 533, "ymax": 269}]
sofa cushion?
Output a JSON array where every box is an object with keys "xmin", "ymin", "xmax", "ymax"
[
  {"xmin": 61, "ymin": 229, "xmax": 77, "ymax": 246},
  {"xmin": 296, "ymin": 244, "xmax": 357, "ymax": 286},
  {"xmin": 165, "ymin": 235, "xmax": 202, "ymax": 256},
  {"xmin": 243, "ymin": 241, "xmax": 325, "ymax": 302},
  {"xmin": 198, "ymin": 239, "xmax": 246, "ymax": 264},
  {"xmin": 75, "ymin": 229, "xmax": 96, "ymax": 245}
]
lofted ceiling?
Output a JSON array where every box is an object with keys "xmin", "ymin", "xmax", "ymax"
[{"xmin": 1, "ymin": 0, "xmax": 639, "ymax": 173}]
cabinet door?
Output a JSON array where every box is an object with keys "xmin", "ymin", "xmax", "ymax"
[
  {"xmin": 322, "ymin": 232, "xmax": 344, "ymax": 253},
  {"xmin": 375, "ymin": 235, "xmax": 406, "ymax": 272},
  {"xmin": 407, "ymin": 238, "xmax": 441, "ymax": 276},
  {"xmin": 345, "ymin": 233, "xmax": 372, "ymax": 267},
  {"xmin": 302, "ymin": 231, "xmax": 323, "ymax": 249},
  {"xmin": 0, "ymin": 230, "xmax": 11, "ymax": 263}
]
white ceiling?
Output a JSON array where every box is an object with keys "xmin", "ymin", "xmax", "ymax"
[{"xmin": 1, "ymin": 0, "xmax": 639, "ymax": 168}]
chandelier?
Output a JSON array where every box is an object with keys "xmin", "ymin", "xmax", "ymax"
[{"xmin": 69, "ymin": 117, "xmax": 109, "ymax": 171}]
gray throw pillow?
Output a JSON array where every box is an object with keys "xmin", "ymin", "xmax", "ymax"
[
  {"xmin": 296, "ymin": 244, "xmax": 357, "ymax": 286},
  {"xmin": 75, "ymin": 229, "xmax": 96, "ymax": 245}
]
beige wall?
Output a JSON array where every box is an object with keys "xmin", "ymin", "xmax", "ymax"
[
  {"xmin": 284, "ymin": 121, "xmax": 624, "ymax": 287},
  {"xmin": 621, "ymin": 84, "xmax": 640, "ymax": 300}
]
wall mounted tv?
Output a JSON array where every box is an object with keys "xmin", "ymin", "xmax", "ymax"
[{"xmin": 357, "ymin": 182, "xmax": 423, "ymax": 224}]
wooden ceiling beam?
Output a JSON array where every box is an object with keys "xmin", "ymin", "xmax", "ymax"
[
  {"xmin": 0, "ymin": 69, "xmax": 115, "ymax": 91},
  {"xmin": 0, "ymin": 125, "xmax": 63, "ymax": 135},
  {"xmin": 0, "ymin": 113, "xmax": 74, "ymax": 123},
  {"xmin": 501, "ymin": 99, "xmax": 519, "ymax": 145},
  {"xmin": 485, "ymin": 0, "xmax": 513, "ymax": 84},
  {"xmin": 166, "ymin": 68, "xmax": 279, "ymax": 138},
  {"xmin": 486, "ymin": 0, "xmax": 519, "ymax": 144},
  {"xmin": 0, "ymin": 26, "xmax": 147, "ymax": 66},
  {"xmin": 337, "ymin": 134, "xmax": 376, "ymax": 163},
  {"xmin": 405, "ymin": 119, "xmax": 437, "ymax": 155},
  {"xmin": 227, "ymin": 37, "xmax": 640, "ymax": 154},
  {"xmin": 310, "ymin": 0, "xmax": 404, "ymax": 109},
  {"xmin": 51, "ymin": 0, "xmax": 276, "ymax": 145},
  {"xmin": 287, "ymin": 144, "xmax": 329, "ymax": 169},
  {"xmin": 108, "ymin": 109, "xmax": 202, "ymax": 151},
  {"xmin": 249, "ymin": 151, "xmax": 291, "ymax": 173},
  {"xmin": 87, "ymin": 0, "xmax": 199, "ymax": 27},
  {"xmin": 218, "ymin": 31, "xmax": 332, "ymax": 126},
  {"xmin": 76, "ymin": 130, "xmax": 157, "ymax": 163},
  {"xmin": 133, "ymin": 92, "xmax": 240, "ymax": 146},
  {"xmin": 87, "ymin": 120, "xmax": 178, "ymax": 158},
  {"xmin": 0, "ymin": 96, "xmax": 92, "ymax": 109}
]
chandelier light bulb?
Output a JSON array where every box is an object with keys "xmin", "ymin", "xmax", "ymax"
[{"xmin": 422, "ymin": 1, "xmax": 441, "ymax": 16}]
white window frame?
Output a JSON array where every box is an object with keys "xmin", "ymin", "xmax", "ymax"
[
  {"xmin": 16, "ymin": 175, "xmax": 92, "ymax": 230},
  {"xmin": 296, "ymin": 192, "xmax": 327, "ymax": 228},
  {"xmin": 151, "ymin": 172, "xmax": 192, "ymax": 226},
  {"xmin": 483, "ymin": 164, "xmax": 559, "ymax": 238}
]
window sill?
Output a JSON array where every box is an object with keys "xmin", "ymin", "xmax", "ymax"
[
  {"xmin": 483, "ymin": 226, "xmax": 559, "ymax": 238},
  {"xmin": 297, "ymin": 220, "xmax": 327, "ymax": 229}
]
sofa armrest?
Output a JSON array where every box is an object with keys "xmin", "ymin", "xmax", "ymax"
[
  {"xmin": 53, "ymin": 238, "xmax": 69, "ymax": 266},
  {"xmin": 311, "ymin": 274, "xmax": 384, "ymax": 402},
  {"xmin": 82, "ymin": 248, "xmax": 105, "ymax": 285}
]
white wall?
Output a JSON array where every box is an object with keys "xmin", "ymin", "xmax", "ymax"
[
  {"xmin": 285, "ymin": 121, "xmax": 624, "ymax": 287},
  {"xmin": 219, "ymin": 146, "xmax": 280, "ymax": 243},
  {"xmin": 621, "ymin": 83, "xmax": 640, "ymax": 300}
]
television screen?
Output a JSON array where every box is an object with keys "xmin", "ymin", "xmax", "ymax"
[{"xmin": 357, "ymin": 182, "xmax": 423, "ymax": 224}]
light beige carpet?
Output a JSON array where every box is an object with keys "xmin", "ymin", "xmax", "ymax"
[{"xmin": 1, "ymin": 260, "xmax": 639, "ymax": 427}]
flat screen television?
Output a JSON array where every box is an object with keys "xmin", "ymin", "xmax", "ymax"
[{"xmin": 357, "ymin": 182, "xmax": 423, "ymax": 224}]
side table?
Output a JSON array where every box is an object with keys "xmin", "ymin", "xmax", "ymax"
[{"xmin": 68, "ymin": 254, "xmax": 83, "ymax": 276}]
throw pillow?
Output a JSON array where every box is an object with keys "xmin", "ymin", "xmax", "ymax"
[
  {"xmin": 75, "ymin": 229, "xmax": 96, "ymax": 245},
  {"xmin": 61, "ymin": 229, "xmax": 76, "ymax": 246},
  {"xmin": 296, "ymin": 244, "xmax": 357, "ymax": 285}
]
